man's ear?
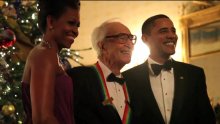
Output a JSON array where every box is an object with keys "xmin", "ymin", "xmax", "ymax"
[
  {"xmin": 98, "ymin": 41, "xmax": 104, "ymax": 50},
  {"xmin": 142, "ymin": 34, "xmax": 148, "ymax": 43},
  {"xmin": 142, "ymin": 34, "xmax": 150, "ymax": 46}
]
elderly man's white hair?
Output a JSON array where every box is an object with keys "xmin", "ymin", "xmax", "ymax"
[{"xmin": 91, "ymin": 18, "xmax": 124, "ymax": 58}]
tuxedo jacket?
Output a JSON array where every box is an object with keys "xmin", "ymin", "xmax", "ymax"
[
  {"xmin": 67, "ymin": 65, "xmax": 137, "ymax": 124},
  {"xmin": 122, "ymin": 60, "xmax": 216, "ymax": 124}
]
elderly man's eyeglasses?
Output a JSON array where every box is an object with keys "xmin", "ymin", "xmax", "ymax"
[{"xmin": 105, "ymin": 33, "xmax": 137, "ymax": 45}]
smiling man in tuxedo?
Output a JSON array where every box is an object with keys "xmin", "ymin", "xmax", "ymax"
[
  {"xmin": 67, "ymin": 19, "xmax": 137, "ymax": 124},
  {"xmin": 122, "ymin": 14, "xmax": 216, "ymax": 124}
]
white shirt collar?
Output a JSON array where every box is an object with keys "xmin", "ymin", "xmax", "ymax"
[
  {"xmin": 98, "ymin": 60, "xmax": 122, "ymax": 80},
  {"xmin": 147, "ymin": 57, "xmax": 158, "ymax": 75}
]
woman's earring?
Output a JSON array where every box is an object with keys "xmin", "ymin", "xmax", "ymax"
[{"xmin": 49, "ymin": 26, "xmax": 54, "ymax": 31}]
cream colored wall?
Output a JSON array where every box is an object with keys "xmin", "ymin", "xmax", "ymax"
[
  {"xmin": 71, "ymin": 1, "xmax": 186, "ymax": 71},
  {"xmin": 190, "ymin": 52, "xmax": 220, "ymax": 105}
]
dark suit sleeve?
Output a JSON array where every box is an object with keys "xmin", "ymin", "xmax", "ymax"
[
  {"xmin": 67, "ymin": 67, "xmax": 103, "ymax": 124},
  {"xmin": 195, "ymin": 68, "xmax": 216, "ymax": 124}
]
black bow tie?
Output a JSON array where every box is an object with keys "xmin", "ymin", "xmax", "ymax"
[
  {"xmin": 151, "ymin": 60, "xmax": 172, "ymax": 76},
  {"xmin": 107, "ymin": 73, "xmax": 125, "ymax": 85}
]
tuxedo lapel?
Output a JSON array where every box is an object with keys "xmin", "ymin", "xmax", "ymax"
[{"xmin": 170, "ymin": 61, "xmax": 187, "ymax": 123}]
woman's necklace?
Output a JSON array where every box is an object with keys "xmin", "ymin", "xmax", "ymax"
[
  {"xmin": 57, "ymin": 54, "xmax": 66, "ymax": 71},
  {"xmin": 41, "ymin": 40, "xmax": 52, "ymax": 49}
]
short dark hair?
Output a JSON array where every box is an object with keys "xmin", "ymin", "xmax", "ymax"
[
  {"xmin": 141, "ymin": 14, "xmax": 170, "ymax": 35},
  {"xmin": 38, "ymin": 0, "xmax": 80, "ymax": 33}
]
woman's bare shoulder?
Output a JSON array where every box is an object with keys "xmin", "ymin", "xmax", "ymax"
[{"xmin": 27, "ymin": 45, "xmax": 57, "ymax": 67}]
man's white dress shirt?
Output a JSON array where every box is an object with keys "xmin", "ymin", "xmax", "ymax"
[
  {"xmin": 98, "ymin": 61, "xmax": 125, "ymax": 119},
  {"xmin": 148, "ymin": 57, "xmax": 174, "ymax": 124}
]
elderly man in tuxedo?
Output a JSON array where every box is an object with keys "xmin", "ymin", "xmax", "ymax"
[
  {"xmin": 67, "ymin": 19, "xmax": 137, "ymax": 124},
  {"xmin": 122, "ymin": 14, "xmax": 216, "ymax": 124}
]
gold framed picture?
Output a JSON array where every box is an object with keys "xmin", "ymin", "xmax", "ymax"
[{"xmin": 180, "ymin": 4, "xmax": 220, "ymax": 62}]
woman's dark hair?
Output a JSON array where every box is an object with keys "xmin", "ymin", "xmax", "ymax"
[
  {"xmin": 38, "ymin": 0, "xmax": 80, "ymax": 33},
  {"xmin": 142, "ymin": 14, "xmax": 169, "ymax": 35}
]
